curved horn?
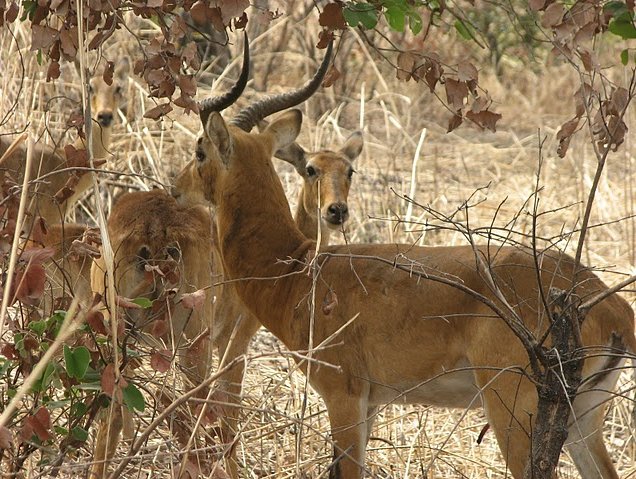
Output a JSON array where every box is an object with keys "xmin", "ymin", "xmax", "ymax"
[
  {"xmin": 199, "ymin": 32, "xmax": 250, "ymax": 126},
  {"xmin": 230, "ymin": 40, "xmax": 333, "ymax": 132}
]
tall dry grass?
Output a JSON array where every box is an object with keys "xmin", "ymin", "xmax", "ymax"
[{"xmin": 0, "ymin": 4, "xmax": 635, "ymax": 478}]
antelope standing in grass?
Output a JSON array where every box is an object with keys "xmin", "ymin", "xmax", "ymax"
[
  {"xmin": 173, "ymin": 60, "xmax": 636, "ymax": 478},
  {"xmin": 175, "ymin": 39, "xmax": 362, "ymax": 477},
  {"xmin": 0, "ymin": 60, "xmax": 129, "ymax": 231},
  {"xmin": 88, "ymin": 189, "xmax": 216, "ymax": 479}
]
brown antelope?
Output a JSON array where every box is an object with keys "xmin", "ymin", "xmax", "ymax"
[
  {"xmin": 172, "ymin": 68, "xmax": 636, "ymax": 477},
  {"xmin": 88, "ymin": 189, "xmax": 216, "ymax": 479},
  {"xmin": 0, "ymin": 60, "xmax": 129, "ymax": 232}
]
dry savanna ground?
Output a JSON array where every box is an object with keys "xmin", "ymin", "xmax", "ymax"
[{"xmin": 1, "ymin": 4, "xmax": 635, "ymax": 479}]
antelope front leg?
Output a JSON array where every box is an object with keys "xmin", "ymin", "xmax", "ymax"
[
  {"xmin": 324, "ymin": 393, "xmax": 370, "ymax": 479},
  {"xmin": 89, "ymin": 399, "xmax": 124, "ymax": 479}
]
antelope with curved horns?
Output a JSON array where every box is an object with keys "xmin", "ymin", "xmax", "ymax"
[
  {"xmin": 182, "ymin": 39, "xmax": 366, "ymax": 477},
  {"xmin": 0, "ymin": 60, "xmax": 130, "ymax": 233},
  {"xmin": 173, "ymin": 64, "xmax": 636, "ymax": 478}
]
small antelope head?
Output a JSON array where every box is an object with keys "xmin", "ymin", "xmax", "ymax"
[
  {"xmin": 276, "ymin": 131, "xmax": 363, "ymax": 231},
  {"xmin": 88, "ymin": 59, "xmax": 130, "ymax": 129}
]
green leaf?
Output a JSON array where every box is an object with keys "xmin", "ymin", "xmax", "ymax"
[
  {"xmin": 54, "ymin": 425, "xmax": 68, "ymax": 436},
  {"xmin": 385, "ymin": 5, "xmax": 406, "ymax": 32},
  {"xmin": 64, "ymin": 346, "xmax": 91, "ymax": 380},
  {"xmin": 71, "ymin": 401, "xmax": 88, "ymax": 419},
  {"xmin": 132, "ymin": 297, "xmax": 153, "ymax": 309},
  {"xmin": 122, "ymin": 383, "xmax": 145, "ymax": 412},
  {"xmin": 344, "ymin": 3, "xmax": 378, "ymax": 29},
  {"xmin": 608, "ymin": 12, "xmax": 636, "ymax": 38},
  {"xmin": 71, "ymin": 426, "xmax": 89, "ymax": 442},
  {"xmin": 454, "ymin": 19, "xmax": 473, "ymax": 40},
  {"xmin": 408, "ymin": 11, "xmax": 423, "ymax": 35},
  {"xmin": 621, "ymin": 49, "xmax": 629, "ymax": 65},
  {"xmin": 604, "ymin": 1, "xmax": 629, "ymax": 16},
  {"xmin": 28, "ymin": 320, "xmax": 47, "ymax": 336},
  {"xmin": 32, "ymin": 362, "xmax": 57, "ymax": 392}
]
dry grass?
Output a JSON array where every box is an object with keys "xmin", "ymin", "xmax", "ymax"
[{"xmin": 1, "ymin": 6, "xmax": 635, "ymax": 479}]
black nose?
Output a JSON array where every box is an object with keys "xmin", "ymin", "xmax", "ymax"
[
  {"xmin": 97, "ymin": 111, "xmax": 113, "ymax": 127},
  {"xmin": 326, "ymin": 202, "xmax": 349, "ymax": 224}
]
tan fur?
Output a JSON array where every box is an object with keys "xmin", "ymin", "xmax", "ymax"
[
  {"xmin": 88, "ymin": 190, "xmax": 215, "ymax": 479},
  {"xmin": 210, "ymin": 132, "xmax": 363, "ymax": 477},
  {"xmin": 173, "ymin": 109, "xmax": 636, "ymax": 479},
  {"xmin": 0, "ymin": 62, "xmax": 129, "ymax": 232}
]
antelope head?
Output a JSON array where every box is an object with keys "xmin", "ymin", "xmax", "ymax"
[{"xmin": 276, "ymin": 131, "xmax": 363, "ymax": 232}]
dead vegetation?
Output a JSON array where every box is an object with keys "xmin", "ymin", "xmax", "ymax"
[{"xmin": 1, "ymin": 5, "xmax": 635, "ymax": 479}]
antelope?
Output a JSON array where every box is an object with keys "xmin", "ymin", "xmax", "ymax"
[
  {"xmin": 173, "ymin": 40, "xmax": 362, "ymax": 477},
  {"xmin": 0, "ymin": 60, "xmax": 129, "ymax": 232},
  {"xmin": 172, "ymin": 65, "xmax": 636, "ymax": 478},
  {"xmin": 88, "ymin": 189, "xmax": 216, "ymax": 479}
]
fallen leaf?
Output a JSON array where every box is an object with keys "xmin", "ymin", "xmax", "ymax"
[{"xmin": 150, "ymin": 349, "xmax": 172, "ymax": 373}]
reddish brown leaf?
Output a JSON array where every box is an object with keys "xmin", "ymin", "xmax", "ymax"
[
  {"xmin": 147, "ymin": 0, "xmax": 163, "ymax": 7},
  {"xmin": 574, "ymin": 82, "xmax": 595, "ymax": 117},
  {"xmin": 150, "ymin": 349, "xmax": 172, "ymax": 373},
  {"xmin": 541, "ymin": 2, "xmax": 565, "ymax": 27},
  {"xmin": 397, "ymin": 51, "xmax": 416, "ymax": 81},
  {"xmin": 0, "ymin": 426, "xmax": 12, "ymax": 449},
  {"xmin": 317, "ymin": 29, "xmax": 334, "ymax": 49},
  {"xmin": 26, "ymin": 407, "xmax": 52, "ymax": 442},
  {"xmin": 87, "ymin": 309, "xmax": 108, "ymax": 335},
  {"xmin": 31, "ymin": 24, "xmax": 58, "ymax": 51},
  {"xmin": 465, "ymin": 110, "xmax": 502, "ymax": 132},
  {"xmin": 144, "ymin": 103, "xmax": 173, "ymax": 120},
  {"xmin": 1, "ymin": 343, "xmax": 19, "ymax": 360},
  {"xmin": 190, "ymin": 0, "xmax": 208, "ymax": 24},
  {"xmin": 6, "ymin": 2, "xmax": 19, "ymax": 23},
  {"xmin": 151, "ymin": 319, "xmax": 169, "ymax": 338},
  {"xmin": 31, "ymin": 217, "xmax": 48, "ymax": 246},
  {"xmin": 322, "ymin": 289, "xmax": 338, "ymax": 316},
  {"xmin": 609, "ymin": 87, "xmax": 629, "ymax": 115},
  {"xmin": 528, "ymin": 0, "xmax": 546, "ymax": 11},
  {"xmin": 173, "ymin": 94, "xmax": 199, "ymax": 115},
  {"xmin": 47, "ymin": 61, "xmax": 60, "ymax": 81},
  {"xmin": 181, "ymin": 289, "xmax": 206, "ymax": 310},
  {"xmin": 578, "ymin": 47, "xmax": 598, "ymax": 72},
  {"xmin": 457, "ymin": 62, "xmax": 478, "ymax": 83},
  {"xmin": 556, "ymin": 117, "xmax": 580, "ymax": 158},
  {"xmin": 444, "ymin": 78, "xmax": 468, "ymax": 110},
  {"xmin": 219, "ymin": 0, "xmax": 249, "ymax": 24},
  {"xmin": 13, "ymin": 262, "xmax": 47, "ymax": 305},
  {"xmin": 116, "ymin": 296, "xmax": 148, "ymax": 309},
  {"xmin": 101, "ymin": 364, "xmax": 116, "ymax": 397},
  {"xmin": 573, "ymin": 21, "xmax": 597, "ymax": 46},
  {"xmin": 179, "ymin": 74, "xmax": 197, "ymax": 96},
  {"xmin": 208, "ymin": 7, "xmax": 225, "ymax": 32},
  {"xmin": 321, "ymin": 65, "xmax": 341, "ymax": 88},
  {"xmin": 319, "ymin": 2, "xmax": 347, "ymax": 30},
  {"xmin": 59, "ymin": 27, "xmax": 77, "ymax": 59},
  {"xmin": 447, "ymin": 111, "xmax": 463, "ymax": 132}
]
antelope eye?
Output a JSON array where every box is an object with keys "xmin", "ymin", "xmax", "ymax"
[
  {"xmin": 196, "ymin": 149, "xmax": 205, "ymax": 162},
  {"xmin": 347, "ymin": 168, "xmax": 355, "ymax": 180},
  {"xmin": 115, "ymin": 85, "xmax": 122, "ymax": 94},
  {"xmin": 88, "ymin": 84, "xmax": 94, "ymax": 94},
  {"xmin": 306, "ymin": 166, "xmax": 317, "ymax": 177}
]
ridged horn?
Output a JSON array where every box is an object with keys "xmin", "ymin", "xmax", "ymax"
[
  {"xmin": 199, "ymin": 32, "xmax": 250, "ymax": 127},
  {"xmin": 230, "ymin": 40, "xmax": 333, "ymax": 132}
]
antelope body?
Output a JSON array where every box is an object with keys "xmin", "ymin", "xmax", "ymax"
[
  {"xmin": 0, "ymin": 61, "xmax": 129, "ymax": 231},
  {"xmin": 174, "ymin": 103, "xmax": 636, "ymax": 479},
  {"xmin": 88, "ymin": 190, "xmax": 215, "ymax": 479}
]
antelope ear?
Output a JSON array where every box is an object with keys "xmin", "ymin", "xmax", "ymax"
[
  {"xmin": 257, "ymin": 117, "xmax": 306, "ymax": 173},
  {"xmin": 340, "ymin": 131, "xmax": 363, "ymax": 162},
  {"xmin": 116, "ymin": 57, "xmax": 130, "ymax": 80},
  {"xmin": 263, "ymin": 109, "xmax": 302, "ymax": 153},
  {"xmin": 204, "ymin": 112, "xmax": 233, "ymax": 163}
]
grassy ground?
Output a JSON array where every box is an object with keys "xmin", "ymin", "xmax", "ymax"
[{"xmin": 1, "ymin": 5, "xmax": 635, "ymax": 479}]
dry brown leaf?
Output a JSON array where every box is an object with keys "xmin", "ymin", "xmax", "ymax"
[
  {"xmin": 319, "ymin": 2, "xmax": 347, "ymax": 30},
  {"xmin": 102, "ymin": 61, "xmax": 114, "ymax": 86},
  {"xmin": 457, "ymin": 62, "xmax": 478, "ymax": 82},
  {"xmin": 466, "ymin": 110, "xmax": 502, "ymax": 132},
  {"xmin": 322, "ymin": 289, "xmax": 338, "ymax": 316},
  {"xmin": 447, "ymin": 111, "xmax": 463, "ymax": 132},
  {"xmin": 31, "ymin": 24, "xmax": 58, "ymax": 51},
  {"xmin": 151, "ymin": 319, "xmax": 170, "ymax": 337},
  {"xmin": 5, "ymin": 2, "xmax": 19, "ymax": 23},
  {"xmin": 181, "ymin": 289, "xmax": 206, "ymax": 310},
  {"xmin": 25, "ymin": 407, "xmax": 52, "ymax": 442},
  {"xmin": 0, "ymin": 425, "xmax": 12, "ymax": 449},
  {"xmin": 47, "ymin": 60, "xmax": 60, "ymax": 81},
  {"xmin": 317, "ymin": 29, "xmax": 334, "ymax": 49},
  {"xmin": 397, "ymin": 51, "xmax": 416, "ymax": 81},
  {"xmin": 219, "ymin": 0, "xmax": 249, "ymax": 25},
  {"xmin": 556, "ymin": 117, "xmax": 580, "ymax": 157},
  {"xmin": 150, "ymin": 349, "xmax": 172, "ymax": 373},
  {"xmin": 541, "ymin": 2, "xmax": 565, "ymax": 28},
  {"xmin": 144, "ymin": 103, "xmax": 173, "ymax": 120},
  {"xmin": 444, "ymin": 78, "xmax": 468, "ymax": 110},
  {"xmin": 179, "ymin": 74, "xmax": 197, "ymax": 96},
  {"xmin": 322, "ymin": 65, "xmax": 341, "ymax": 88},
  {"xmin": 87, "ymin": 309, "xmax": 108, "ymax": 336},
  {"xmin": 609, "ymin": 87, "xmax": 629, "ymax": 115},
  {"xmin": 578, "ymin": 47, "xmax": 599, "ymax": 72},
  {"xmin": 528, "ymin": 0, "xmax": 546, "ymax": 11}
]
